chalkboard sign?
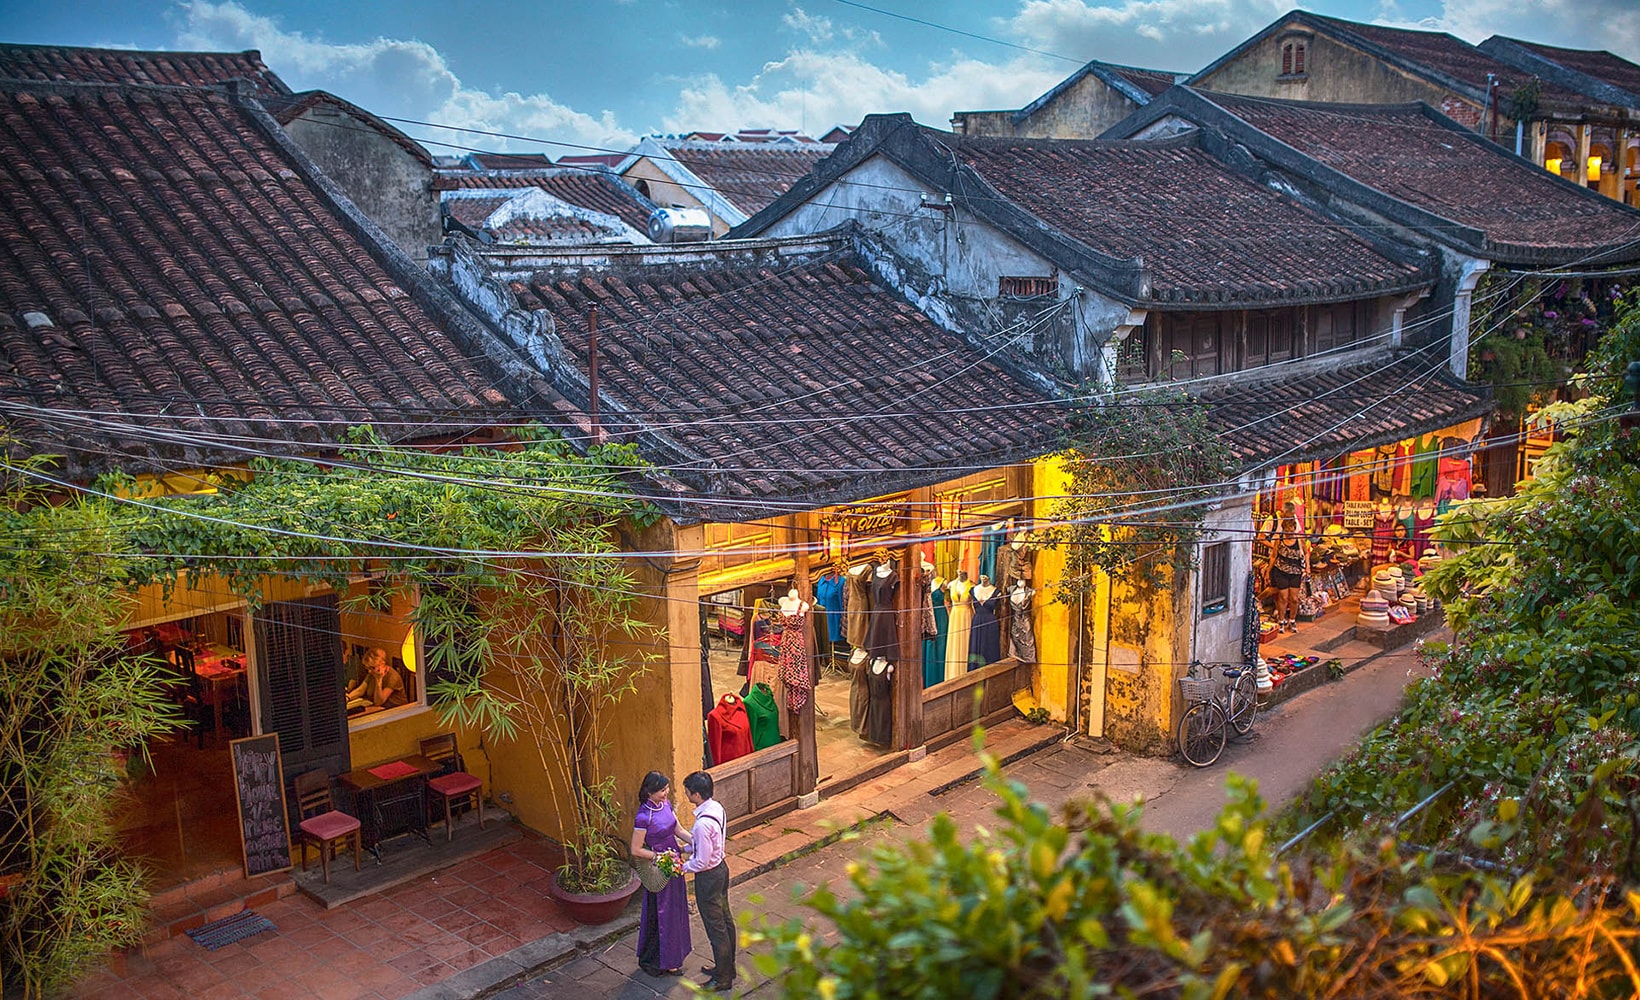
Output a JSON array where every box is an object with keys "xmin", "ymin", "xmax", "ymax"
[{"xmin": 230, "ymin": 733, "xmax": 293, "ymax": 878}]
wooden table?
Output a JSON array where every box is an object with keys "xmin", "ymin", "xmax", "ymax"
[
  {"xmin": 192, "ymin": 646, "xmax": 246, "ymax": 739},
  {"xmin": 338, "ymin": 754, "xmax": 441, "ymax": 858}
]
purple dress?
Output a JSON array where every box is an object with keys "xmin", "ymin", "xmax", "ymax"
[{"xmin": 635, "ymin": 800, "xmax": 690, "ymax": 970}]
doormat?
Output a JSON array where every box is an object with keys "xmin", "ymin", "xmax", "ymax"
[{"xmin": 185, "ymin": 909, "xmax": 276, "ymax": 951}]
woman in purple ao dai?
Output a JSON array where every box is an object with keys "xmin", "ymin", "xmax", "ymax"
[{"xmin": 630, "ymin": 771, "xmax": 690, "ymax": 976}]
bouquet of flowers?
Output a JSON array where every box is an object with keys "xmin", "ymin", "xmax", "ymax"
[{"xmin": 654, "ymin": 850, "xmax": 684, "ymax": 879}]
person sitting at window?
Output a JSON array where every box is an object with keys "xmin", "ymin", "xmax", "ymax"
[{"xmin": 346, "ymin": 647, "xmax": 405, "ymax": 711}]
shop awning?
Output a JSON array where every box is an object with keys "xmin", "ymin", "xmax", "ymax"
[{"xmin": 1199, "ymin": 355, "xmax": 1495, "ymax": 470}]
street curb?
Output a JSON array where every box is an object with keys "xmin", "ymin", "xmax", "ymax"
[{"xmin": 424, "ymin": 725, "xmax": 1069, "ymax": 998}]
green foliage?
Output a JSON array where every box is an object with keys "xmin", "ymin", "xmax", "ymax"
[
  {"xmin": 747, "ymin": 753, "xmax": 1640, "ymax": 998},
  {"xmin": 1287, "ymin": 305, "xmax": 1640, "ymax": 881},
  {"xmin": 1045, "ymin": 387, "xmax": 1239, "ymax": 598},
  {"xmin": 1467, "ymin": 274, "xmax": 1628, "ymax": 418},
  {"xmin": 0, "ymin": 455, "xmax": 185, "ymax": 999}
]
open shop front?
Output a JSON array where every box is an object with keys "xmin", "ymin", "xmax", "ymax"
[
  {"xmin": 695, "ymin": 470, "xmax": 1045, "ymax": 825},
  {"xmin": 1249, "ymin": 417, "xmax": 1482, "ymax": 674}
]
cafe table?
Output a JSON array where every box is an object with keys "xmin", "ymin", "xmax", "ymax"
[
  {"xmin": 338, "ymin": 754, "xmax": 441, "ymax": 859},
  {"xmin": 192, "ymin": 645, "xmax": 245, "ymax": 739}
]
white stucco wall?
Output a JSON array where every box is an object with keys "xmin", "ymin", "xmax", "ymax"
[{"xmin": 1189, "ymin": 492, "xmax": 1257, "ymax": 666}]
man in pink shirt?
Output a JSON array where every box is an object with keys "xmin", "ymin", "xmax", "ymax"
[{"xmin": 682, "ymin": 771, "xmax": 734, "ymax": 992}]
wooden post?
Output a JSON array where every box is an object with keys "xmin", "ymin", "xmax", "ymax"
[
  {"xmin": 1577, "ymin": 124, "xmax": 1593, "ymax": 189},
  {"xmin": 792, "ymin": 514, "xmax": 819, "ymax": 794},
  {"xmin": 894, "ymin": 546, "xmax": 921, "ymax": 750}
]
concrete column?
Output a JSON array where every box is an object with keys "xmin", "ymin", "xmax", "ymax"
[
  {"xmin": 1529, "ymin": 120, "xmax": 1547, "ymax": 169},
  {"xmin": 1607, "ymin": 128, "xmax": 1629, "ymax": 201},
  {"xmin": 1449, "ymin": 259, "xmax": 1492, "ymax": 380},
  {"xmin": 1577, "ymin": 124, "xmax": 1593, "ymax": 187}
]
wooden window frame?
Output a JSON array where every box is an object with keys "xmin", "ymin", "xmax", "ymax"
[{"xmin": 1200, "ymin": 541, "xmax": 1230, "ymax": 615}]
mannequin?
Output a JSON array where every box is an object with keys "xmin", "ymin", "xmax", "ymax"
[
  {"xmin": 775, "ymin": 590, "xmax": 813, "ymax": 712},
  {"xmin": 923, "ymin": 571, "xmax": 948, "ymax": 688},
  {"xmin": 943, "ymin": 571, "xmax": 973, "ymax": 679},
  {"xmin": 1412, "ymin": 499, "xmax": 1438, "ymax": 557},
  {"xmin": 845, "ymin": 562, "xmax": 871, "ymax": 649},
  {"xmin": 865, "ymin": 657, "xmax": 894, "ymax": 746},
  {"xmin": 1008, "ymin": 580, "xmax": 1036, "ymax": 664},
  {"xmin": 865, "ymin": 559, "xmax": 900, "ymax": 660},
  {"xmin": 848, "ymin": 647, "xmax": 870, "ymax": 738},
  {"xmin": 1370, "ymin": 499, "xmax": 1395, "ymax": 566},
  {"xmin": 968, "ymin": 574, "xmax": 1002, "ymax": 668},
  {"xmin": 777, "ymin": 587, "xmax": 810, "ymax": 615}
]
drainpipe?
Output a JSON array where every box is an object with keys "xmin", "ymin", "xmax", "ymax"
[
  {"xmin": 1515, "ymin": 119, "xmax": 1524, "ymax": 157},
  {"xmin": 1449, "ymin": 259, "xmax": 1492, "ymax": 380}
]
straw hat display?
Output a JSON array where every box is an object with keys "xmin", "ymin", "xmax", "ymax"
[{"xmin": 1358, "ymin": 589, "xmax": 1391, "ymax": 626}]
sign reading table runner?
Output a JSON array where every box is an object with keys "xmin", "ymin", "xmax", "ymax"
[
  {"xmin": 230, "ymin": 734, "xmax": 292, "ymax": 878},
  {"xmin": 1342, "ymin": 500, "xmax": 1376, "ymax": 529},
  {"xmin": 368, "ymin": 760, "xmax": 420, "ymax": 781}
]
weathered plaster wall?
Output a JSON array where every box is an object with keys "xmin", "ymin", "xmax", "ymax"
[
  {"xmin": 1189, "ymin": 496, "xmax": 1256, "ymax": 667},
  {"xmin": 1099, "ymin": 565, "xmax": 1190, "ymax": 753},
  {"xmin": 1030, "ymin": 455, "xmax": 1076, "ymax": 722},
  {"xmin": 282, "ymin": 108, "xmax": 441, "ymax": 263},
  {"xmin": 756, "ymin": 155, "xmax": 1135, "ymax": 379},
  {"xmin": 957, "ymin": 75, "xmax": 1142, "ymax": 140}
]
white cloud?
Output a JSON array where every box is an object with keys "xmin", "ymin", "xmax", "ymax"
[
  {"xmin": 1379, "ymin": 0, "xmax": 1640, "ymax": 62},
  {"xmin": 783, "ymin": 7, "xmax": 835, "ymax": 44},
  {"xmin": 1005, "ymin": 0, "xmax": 1290, "ymax": 72},
  {"xmin": 666, "ymin": 48, "xmax": 1064, "ymax": 134},
  {"xmin": 169, "ymin": 1, "xmax": 635, "ymax": 154},
  {"xmin": 681, "ymin": 34, "xmax": 721, "ymax": 50}
]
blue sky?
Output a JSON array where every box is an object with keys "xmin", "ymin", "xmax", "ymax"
[{"xmin": 1, "ymin": 1, "xmax": 1631, "ymax": 156}]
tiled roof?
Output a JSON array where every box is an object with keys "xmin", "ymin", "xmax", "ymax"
[
  {"xmin": 266, "ymin": 90, "xmax": 434, "ymax": 167},
  {"xmin": 1195, "ymin": 92, "xmax": 1640, "ymax": 261},
  {"xmin": 469, "ymin": 152, "xmax": 555, "ymax": 169},
  {"xmin": 1298, "ymin": 15, "xmax": 1588, "ymax": 106},
  {"xmin": 433, "ymin": 168, "xmax": 655, "ymax": 231},
  {"xmin": 502, "ymin": 237, "xmax": 1067, "ymax": 508},
  {"xmin": 1493, "ymin": 39, "xmax": 1640, "ymax": 102},
  {"xmin": 944, "ymin": 131, "xmax": 1431, "ymax": 304},
  {"xmin": 441, "ymin": 189, "xmax": 638, "ymax": 244},
  {"xmin": 655, "ymin": 140, "xmax": 836, "ymax": 216},
  {"xmin": 0, "ymin": 81, "xmax": 521, "ymax": 476},
  {"xmin": 555, "ymin": 153, "xmax": 628, "ymax": 169},
  {"xmin": 1200, "ymin": 354, "xmax": 1493, "ymax": 467},
  {"xmin": 0, "ymin": 43, "xmax": 290, "ymax": 100},
  {"xmin": 1106, "ymin": 65, "xmax": 1180, "ymax": 98},
  {"xmin": 444, "ymin": 194, "xmax": 515, "ymax": 228}
]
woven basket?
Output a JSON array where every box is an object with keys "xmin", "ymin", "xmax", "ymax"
[{"xmin": 1177, "ymin": 676, "xmax": 1215, "ymax": 705}]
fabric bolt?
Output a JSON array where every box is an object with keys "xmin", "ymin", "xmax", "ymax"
[
  {"xmin": 1008, "ymin": 587, "xmax": 1037, "ymax": 663},
  {"xmin": 923, "ymin": 581, "xmax": 948, "ymax": 688},
  {"xmin": 705, "ymin": 695, "xmax": 753, "ymax": 765},
  {"xmin": 844, "ymin": 570, "xmax": 871, "ymax": 648},
  {"xmin": 849, "ymin": 657, "xmax": 870, "ymax": 738},
  {"xmin": 943, "ymin": 579, "xmax": 974, "ymax": 679},
  {"xmin": 865, "ymin": 662, "xmax": 893, "ymax": 745},
  {"xmin": 1411, "ymin": 435, "xmax": 1439, "ymax": 498},
  {"xmin": 968, "ymin": 588, "xmax": 1003, "ymax": 668},
  {"xmin": 743, "ymin": 683, "xmax": 781, "ymax": 749},
  {"xmin": 815, "ymin": 573, "xmax": 845, "ymax": 643},
  {"xmin": 634, "ymin": 799, "xmax": 690, "ymax": 971},
  {"xmin": 865, "ymin": 568, "xmax": 901, "ymax": 660},
  {"xmin": 777, "ymin": 610, "xmax": 812, "ymax": 711}
]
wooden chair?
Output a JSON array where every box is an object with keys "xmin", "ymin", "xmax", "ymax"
[
  {"xmin": 419, "ymin": 733, "xmax": 484, "ymax": 842},
  {"xmin": 293, "ymin": 770, "xmax": 361, "ymax": 883}
]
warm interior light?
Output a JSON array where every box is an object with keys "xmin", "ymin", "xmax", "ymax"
[
  {"xmin": 1545, "ymin": 157, "xmax": 1563, "ymax": 176},
  {"xmin": 1588, "ymin": 155, "xmax": 1602, "ymax": 182},
  {"xmin": 401, "ymin": 630, "xmax": 417, "ymax": 673}
]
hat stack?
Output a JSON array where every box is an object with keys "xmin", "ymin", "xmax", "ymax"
[
  {"xmin": 1400, "ymin": 592, "xmax": 1418, "ymax": 615},
  {"xmin": 1372, "ymin": 567, "xmax": 1396, "ymax": 595},
  {"xmin": 1412, "ymin": 587, "xmax": 1429, "ymax": 615},
  {"xmin": 1387, "ymin": 566, "xmax": 1406, "ymax": 598},
  {"xmin": 1358, "ymin": 589, "xmax": 1391, "ymax": 626},
  {"xmin": 1418, "ymin": 547, "xmax": 1442, "ymax": 574},
  {"xmin": 1255, "ymin": 657, "xmax": 1273, "ymax": 694}
]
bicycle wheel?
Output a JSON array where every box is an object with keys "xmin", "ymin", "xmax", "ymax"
[
  {"xmin": 1177, "ymin": 701, "xmax": 1227, "ymax": 767},
  {"xmin": 1227, "ymin": 671, "xmax": 1259, "ymax": 736}
]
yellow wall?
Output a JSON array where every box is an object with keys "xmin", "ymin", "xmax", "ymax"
[
  {"xmin": 1099, "ymin": 564, "xmax": 1189, "ymax": 753},
  {"xmin": 620, "ymin": 157, "xmax": 732, "ymax": 236},
  {"xmin": 1031, "ymin": 455, "xmax": 1074, "ymax": 722}
]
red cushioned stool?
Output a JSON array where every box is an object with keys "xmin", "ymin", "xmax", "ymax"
[
  {"xmin": 420, "ymin": 733, "xmax": 484, "ymax": 842},
  {"xmin": 293, "ymin": 769, "xmax": 360, "ymax": 883}
]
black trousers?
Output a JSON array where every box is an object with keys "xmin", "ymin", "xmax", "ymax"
[{"xmin": 694, "ymin": 861, "xmax": 735, "ymax": 983}]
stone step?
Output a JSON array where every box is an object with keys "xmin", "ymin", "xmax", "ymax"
[{"xmin": 142, "ymin": 873, "xmax": 297, "ymax": 947}]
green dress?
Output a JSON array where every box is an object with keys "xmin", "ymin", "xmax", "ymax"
[
  {"xmin": 922, "ymin": 582, "xmax": 948, "ymax": 688},
  {"xmin": 744, "ymin": 682, "xmax": 781, "ymax": 750}
]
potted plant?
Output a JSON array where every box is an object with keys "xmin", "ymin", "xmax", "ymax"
[{"xmin": 426, "ymin": 551, "xmax": 661, "ymax": 924}]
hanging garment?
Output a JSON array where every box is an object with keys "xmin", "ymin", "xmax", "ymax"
[
  {"xmin": 1410, "ymin": 435, "xmax": 1439, "ymax": 499},
  {"xmin": 1391, "ymin": 442, "xmax": 1413, "ymax": 496},
  {"xmin": 741, "ymin": 602, "xmax": 780, "ymax": 677},
  {"xmin": 1413, "ymin": 504, "xmax": 1437, "ymax": 555},
  {"xmin": 943, "ymin": 578, "xmax": 973, "ymax": 679},
  {"xmin": 747, "ymin": 657, "xmax": 788, "ymax": 738},
  {"xmin": 1008, "ymin": 588, "xmax": 1037, "ymax": 663},
  {"xmin": 1371, "ymin": 511, "xmax": 1396, "ymax": 565},
  {"xmin": 935, "ymin": 538, "xmax": 960, "ymax": 581},
  {"xmin": 865, "ymin": 568, "xmax": 901, "ymax": 660},
  {"xmin": 1372, "ymin": 444, "xmax": 1397, "ymax": 493},
  {"xmin": 1436, "ymin": 456, "xmax": 1473, "ymax": 513},
  {"xmin": 849, "ymin": 657, "xmax": 870, "ymax": 738},
  {"xmin": 865, "ymin": 663, "xmax": 894, "ymax": 746},
  {"xmin": 808, "ymin": 602, "xmax": 832, "ymax": 683},
  {"xmin": 922, "ymin": 580, "xmax": 947, "ymax": 688},
  {"xmin": 844, "ymin": 570, "xmax": 870, "ymax": 648},
  {"xmin": 978, "ymin": 527, "xmax": 1005, "ymax": 586},
  {"xmin": 743, "ymin": 683, "xmax": 781, "ymax": 750},
  {"xmin": 777, "ymin": 610, "xmax": 812, "ymax": 712},
  {"xmin": 814, "ymin": 572, "xmax": 845, "ymax": 644},
  {"xmin": 968, "ymin": 588, "xmax": 1003, "ymax": 668},
  {"xmin": 706, "ymin": 694, "xmax": 753, "ymax": 765}
]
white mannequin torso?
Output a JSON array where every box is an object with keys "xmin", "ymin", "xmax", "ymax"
[
  {"xmin": 777, "ymin": 590, "xmax": 809, "ymax": 614},
  {"xmin": 972, "ymin": 583, "xmax": 995, "ymax": 602},
  {"xmin": 874, "ymin": 563, "xmax": 892, "ymax": 578},
  {"xmin": 1010, "ymin": 583, "xmax": 1031, "ymax": 607},
  {"xmin": 849, "ymin": 648, "xmax": 868, "ymax": 666},
  {"xmin": 849, "ymin": 563, "xmax": 868, "ymax": 578},
  {"xmin": 870, "ymin": 657, "xmax": 891, "ymax": 675}
]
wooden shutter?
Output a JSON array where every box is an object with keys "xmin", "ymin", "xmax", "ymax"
[{"xmin": 254, "ymin": 596, "xmax": 350, "ymax": 785}]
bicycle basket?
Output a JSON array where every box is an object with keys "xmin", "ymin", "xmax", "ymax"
[{"xmin": 1177, "ymin": 676, "xmax": 1215, "ymax": 705}]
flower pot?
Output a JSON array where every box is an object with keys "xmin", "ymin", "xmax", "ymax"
[{"xmin": 547, "ymin": 869, "xmax": 640, "ymax": 925}]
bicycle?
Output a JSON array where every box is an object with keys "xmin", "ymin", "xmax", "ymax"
[{"xmin": 1175, "ymin": 660, "xmax": 1259, "ymax": 768}]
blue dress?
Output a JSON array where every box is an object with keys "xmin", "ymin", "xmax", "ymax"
[
  {"xmin": 634, "ymin": 800, "xmax": 690, "ymax": 970},
  {"xmin": 968, "ymin": 590, "xmax": 1003, "ymax": 668},
  {"xmin": 815, "ymin": 572, "xmax": 845, "ymax": 643}
]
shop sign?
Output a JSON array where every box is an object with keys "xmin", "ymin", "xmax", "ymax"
[
  {"xmin": 819, "ymin": 497, "xmax": 913, "ymax": 556},
  {"xmin": 1342, "ymin": 500, "xmax": 1376, "ymax": 529}
]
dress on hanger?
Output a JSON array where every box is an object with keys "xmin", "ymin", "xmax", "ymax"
[
  {"xmin": 814, "ymin": 572, "xmax": 845, "ymax": 643},
  {"xmin": 922, "ymin": 580, "xmax": 948, "ymax": 688},
  {"xmin": 1371, "ymin": 510, "xmax": 1396, "ymax": 565},
  {"xmin": 865, "ymin": 568, "xmax": 900, "ymax": 660},
  {"xmin": 777, "ymin": 609, "xmax": 812, "ymax": 711},
  {"xmin": 1412, "ymin": 504, "xmax": 1437, "ymax": 555},
  {"xmin": 743, "ymin": 683, "xmax": 781, "ymax": 750},
  {"xmin": 849, "ymin": 656, "xmax": 870, "ymax": 738},
  {"xmin": 943, "ymin": 579, "xmax": 973, "ymax": 679},
  {"xmin": 706, "ymin": 694, "xmax": 753, "ymax": 765},
  {"xmin": 978, "ymin": 528, "xmax": 1004, "ymax": 586},
  {"xmin": 1008, "ymin": 589, "xmax": 1036, "ymax": 664},
  {"xmin": 968, "ymin": 588, "xmax": 1003, "ymax": 668},
  {"xmin": 845, "ymin": 570, "xmax": 870, "ymax": 648},
  {"xmin": 865, "ymin": 663, "xmax": 893, "ymax": 746}
]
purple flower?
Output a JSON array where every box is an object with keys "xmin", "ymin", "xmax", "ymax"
[
  {"xmin": 1543, "ymin": 310, "xmax": 1559, "ymax": 319},
  {"xmin": 1580, "ymin": 318, "xmax": 1597, "ymax": 327}
]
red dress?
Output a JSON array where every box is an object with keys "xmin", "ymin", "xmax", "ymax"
[
  {"xmin": 777, "ymin": 610, "xmax": 812, "ymax": 711},
  {"xmin": 706, "ymin": 694, "xmax": 753, "ymax": 765}
]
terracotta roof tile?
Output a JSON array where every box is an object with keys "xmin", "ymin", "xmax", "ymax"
[
  {"xmin": 0, "ymin": 81, "xmax": 516, "ymax": 473},
  {"xmin": 945, "ymin": 131, "xmax": 1430, "ymax": 303},
  {"xmin": 655, "ymin": 140, "xmax": 836, "ymax": 216},
  {"xmin": 433, "ymin": 168, "xmax": 655, "ymax": 231},
  {"xmin": 1106, "ymin": 66, "xmax": 1180, "ymax": 98},
  {"xmin": 506, "ymin": 247, "xmax": 1067, "ymax": 506},
  {"xmin": 1497, "ymin": 39, "xmax": 1640, "ymax": 101},
  {"xmin": 0, "ymin": 43, "xmax": 290, "ymax": 100}
]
